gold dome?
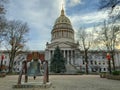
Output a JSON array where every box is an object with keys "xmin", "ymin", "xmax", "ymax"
[
  {"xmin": 55, "ymin": 15, "xmax": 71, "ymax": 24},
  {"xmin": 51, "ymin": 8, "xmax": 74, "ymax": 43},
  {"xmin": 53, "ymin": 9, "xmax": 73, "ymax": 31}
]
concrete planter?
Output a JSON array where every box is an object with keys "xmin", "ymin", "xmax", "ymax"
[
  {"xmin": 100, "ymin": 73, "xmax": 106, "ymax": 78},
  {"xmin": 0, "ymin": 73, "xmax": 6, "ymax": 77},
  {"xmin": 106, "ymin": 74, "xmax": 120, "ymax": 80}
]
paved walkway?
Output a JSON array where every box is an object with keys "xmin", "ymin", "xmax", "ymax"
[{"xmin": 0, "ymin": 75, "xmax": 120, "ymax": 90}]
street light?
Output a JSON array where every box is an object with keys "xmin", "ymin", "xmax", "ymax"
[
  {"xmin": 106, "ymin": 53, "xmax": 111, "ymax": 74},
  {"xmin": 0, "ymin": 54, "xmax": 4, "ymax": 72}
]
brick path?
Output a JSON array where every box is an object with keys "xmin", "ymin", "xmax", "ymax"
[{"xmin": 0, "ymin": 75, "xmax": 120, "ymax": 90}]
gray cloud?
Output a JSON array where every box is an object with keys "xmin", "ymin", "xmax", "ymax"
[
  {"xmin": 6, "ymin": 0, "xmax": 63, "ymax": 50},
  {"xmin": 5, "ymin": 0, "xmax": 108, "ymax": 50},
  {"xmin": 70, "ymin": 11, "xmax": 108, "ymax": 30},
  {"xmin": 67, "ymin": 0, "xmax": 82, "ymax": 7}
]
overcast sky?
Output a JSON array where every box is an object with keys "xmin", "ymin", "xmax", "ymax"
[{"xmin": 5, "ymin": 0, "xmax": 108, "ymax": 50}]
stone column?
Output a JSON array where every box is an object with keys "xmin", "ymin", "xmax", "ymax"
[
  {"xmin": 69, "ymin": 50, "xmax": 71, "ymax": 64},
  {"xmin": 65, "ymin": 50, "xmax": 67, "ymax": 64},
  {"xmin": 67, "ymin": 50, "xmax": 69, "ymax": 65},
  {"xmin": 64, "ymin": 50, "xmax": 65, "ymax": 59},
  {"xmin": 53, "ymin": 50, "xmax": 54, "ymax": 55},
  {"xmin": 71, "ymin": 50, "xmax": 73, "ymax": 64},
  {"xmin": 73, "ymin": 50, "xmax": 75, "ymax": 65}
]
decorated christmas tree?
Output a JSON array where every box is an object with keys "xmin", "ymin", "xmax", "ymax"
[{"xmin": 50, "ymin": 46, "xmax": 66, "ymax": 73}]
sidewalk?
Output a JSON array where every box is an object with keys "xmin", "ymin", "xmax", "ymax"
[{"xmin": 0, "ymin": 75, "xmax": 120, "ymax": 90}]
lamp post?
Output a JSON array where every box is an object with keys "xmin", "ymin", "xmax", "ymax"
[
  {"xmin": 0, "ymin": 54, "xmax": 4, "ymax": 72},
  {"xmin": 106, "ymin": 53, "xmax": 111, "ymax": 74}
]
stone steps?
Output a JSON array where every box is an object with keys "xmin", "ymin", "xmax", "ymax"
[{"xmin": 65, "ymin": 64, "xmax": 79, "ymax": 74}]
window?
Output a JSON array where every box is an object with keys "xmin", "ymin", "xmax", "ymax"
[
  {"xmin": 94, "ymin": 61, "xmax": 97, "ymax": 65},
  {"xmin": 17, "ymin": 68, "xmax": 19, "ymax": 71},
  {"xmin": 5, "ymin": 55, "xmax": 7, "ymax": 59},
  {"xmin": 83, "ymin": 60, "xmax": 85, "ymax": 65},
  {"xmin": 21, "ymin": 57, "xmax": 25, "ymax": 60},
  {"xmin": 14, "ymin": 61, "xmax": 16, "ymax": 65},
  {"xmin": 4, "ymin": 61, "xmax": 6, "ymax": 65},
  {"xmin": 13, "ymin": 68, "xmax": 15, "ymax": 71},
  {"xmin": 104, "ymin": 68, "xmax": 106, "ymax": 71},
  {"xmin": 102, "ymin": 56, "xmax": 105, "ymax": 59},
  {"xmin": 92, "ymin": 68, "xmax": 95, "ymax": 72},
  {"xmin": 90, "ymin": 61, "xmax": 93, "ymax": 65},
  {"xmin": 18, "ymin": 61, "xmax": 20, "ymax": 65},
  {"xmin": 99, "ymin": 62, "xmax": 101, "ymax": 65},
  {"xmin": 89, "ymin": 56, "xmax": 92, "ymax": 59}
]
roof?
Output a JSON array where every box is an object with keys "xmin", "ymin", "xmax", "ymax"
[{"xmin": 52, "ymin": 8, "xmax": 73, "ymax": 31}]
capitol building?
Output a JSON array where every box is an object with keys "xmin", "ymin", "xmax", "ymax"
[
  {"xmin": 0, "ymin": 8, "xmax": 120, "ymax": 73},
  {"xmin": 45, "ymin": 8, "xmax": 79, "ymax": 66}
]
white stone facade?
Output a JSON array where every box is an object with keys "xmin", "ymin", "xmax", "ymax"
[
  {"xmin": 0, "ymin": 50, "xmax": 120, "ymax": 73},
  {"xmin": 75, "ymin": 51, "xmax": 108, "ymax": 72},
  {"xmin": 76, "ymin": 51, "xmax": 120, "ymax": 72}
]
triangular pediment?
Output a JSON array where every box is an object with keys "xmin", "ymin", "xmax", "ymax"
[{"xmin": 47, "ymin": 42, "xmax": 78, "ymax": 49}]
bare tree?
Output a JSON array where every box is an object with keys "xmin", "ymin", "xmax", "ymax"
[
  {"xmin": 0, "ymin": 0, "xmax": 7, "ymax": 14},
  {"xmin": 4, "ymin": 20, "xmax": 29, "ymax": 73},
  {"xmin": 95, "ymin": 21, "xmax": 120, "ymax": 70},
  {"xmin": 99, "ymin": 0, "xmax": 120, "ymax": 10},
  {"xmin": 99, "ymin": 0, "xmax": 120, "ymax": 22},
  {"xmin": 0, "ymin": 0, "xmax": 7, "ymax": 45},
  {"xmin": 77, "ymin": 28, "xmax": 94, "ymax": 74}
]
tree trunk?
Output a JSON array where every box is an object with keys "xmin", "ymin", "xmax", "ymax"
[
  {"xmin": 0, "ymin": 60, "xmax": 3, "ymax": 71},
  {"xmin": 84, "ymin": 49, "xmax": 88, "ymax": 74},
  {"xmin": 9, "ymin": 60, "xmax": 14, "ymax": 73},
  {"xmin": 111, "ymin": 52, "xmax": 115, "ymax": 71},
  {"xmin": 9, "ymin": 53, "xmax": 15, "ymax": 73},
  {"xmin": 108, "ymin": 60, "xmax": 112, "ymax": 74},
  {"xmin": 8, "ymin": 58, "xmax": 12, "ymax": 73}
]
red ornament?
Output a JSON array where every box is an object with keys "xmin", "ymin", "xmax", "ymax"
[
  {"xmin": 106, "ymin": 53, "xmax": 111, "ymax": 60},
  {"xmin": 1, "ymin": 54, "xmax": 4, "ymax": 60}
]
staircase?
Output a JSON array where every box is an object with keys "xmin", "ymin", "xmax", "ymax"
[{"xmin": 65, "ymin": 64, "xmax": 79, "ymax": 74}]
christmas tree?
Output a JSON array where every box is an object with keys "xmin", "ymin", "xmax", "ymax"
[{"xmin": 50, "ymin": 46, "xmax": 66, "ymax": 73}]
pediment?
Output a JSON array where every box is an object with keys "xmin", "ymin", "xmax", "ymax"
[{"xmin": 47, "ymin": 42, "xmax": 78, "ymax": 49}]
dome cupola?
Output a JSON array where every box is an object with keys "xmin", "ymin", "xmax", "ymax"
[{"xmin": 51, "ymin": 7, "xmax": 74, "ymax": 43}]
